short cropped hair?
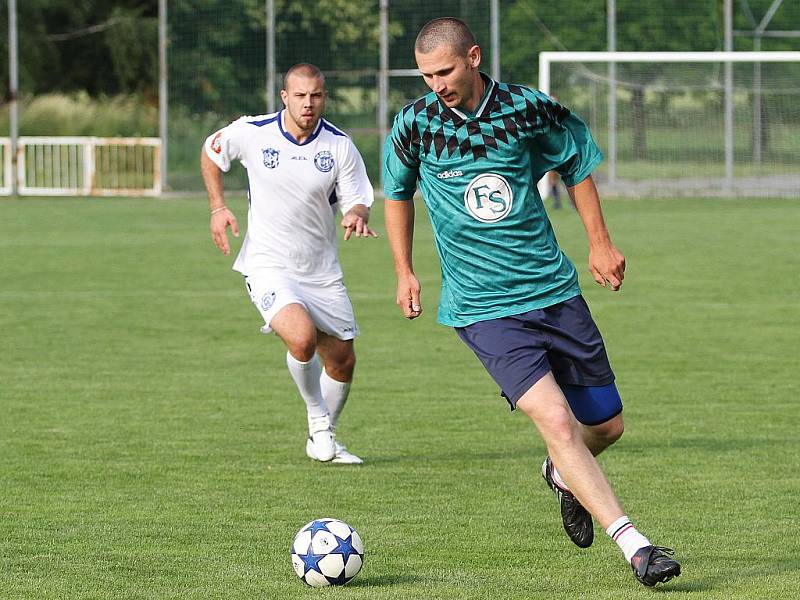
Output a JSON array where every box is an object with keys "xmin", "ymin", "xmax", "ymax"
[
  {"xmin": 414, "ymin": 17, "xmax": 477, "ymax": 56},
  {"xmin": 283, "ymin": 63, "xmax": 326, "ymax": 89}
]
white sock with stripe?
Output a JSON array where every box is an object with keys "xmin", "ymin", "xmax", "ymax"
[{"xmin": 606, "ymin": 516, "xmax": 651, "ymax": 562}]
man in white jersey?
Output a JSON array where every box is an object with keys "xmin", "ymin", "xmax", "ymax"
[{"xmin": 201, "ymin": 63, "xmax": 377, "ymax": 465}]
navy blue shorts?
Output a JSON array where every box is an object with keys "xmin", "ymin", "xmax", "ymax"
[{"xmin": 455, "ymin": 295, "xmax": 622, "ymax": 425}]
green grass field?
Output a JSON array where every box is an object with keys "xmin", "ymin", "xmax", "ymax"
[{"xmin": 1, "ymin": 195, "xmax": 798, "ymax": 599}]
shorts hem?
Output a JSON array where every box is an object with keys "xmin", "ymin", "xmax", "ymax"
[
  {"xmin": 502, "ymin": 367, "xmax": 552, "ymax": 409},
  {"xmin": 502, "ymin": 372, "xmax": 616, "ymax": 410}
]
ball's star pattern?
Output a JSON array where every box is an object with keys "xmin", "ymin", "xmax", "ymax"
[
  {"xmin": 298, "ymin": 546, "xmax": 325, "ymax": 575},
  {"xmin": 305, "ymin": 519, "xmax": 333, "ymax": 536},
  {"xmin": 331, "ymin": 533, "xmax": 360, "ymax": 562}
]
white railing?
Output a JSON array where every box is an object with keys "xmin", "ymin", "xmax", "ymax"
[
  {"xmin": 0, "ymin": 138, "xmax": 11, "ymax": 195},
  {"xmin": 0, "ymin": 136, "xmax": 161, "ymax": 196}
]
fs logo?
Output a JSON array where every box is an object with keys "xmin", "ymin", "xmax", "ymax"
[
  {"xmin": 262, "ymin": 148, "xmax": 280, "ymax": 169},
  {"xmin": 463, "ymin": 173, "xmax": 513, "ymax": 223},
  {"xmin": 314, "ymin": 150, "xmax": 335, "ymax": 173}
]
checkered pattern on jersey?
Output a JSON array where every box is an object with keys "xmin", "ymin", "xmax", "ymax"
[{"xmin": 391, "ymin": 79, "xmax": 571, "ymax": 164}]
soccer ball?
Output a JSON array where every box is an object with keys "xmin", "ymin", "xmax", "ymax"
[{"xmin": 291, "ymin": 518, "xmax": 364, "ymax": 587}]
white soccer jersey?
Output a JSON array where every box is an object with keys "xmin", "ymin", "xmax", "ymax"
[{"xmin": 204, "ymin": 110, "xmax": 374, "ymax": 282}]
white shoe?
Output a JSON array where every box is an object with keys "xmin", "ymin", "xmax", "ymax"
[
  {"xmin": 331, "ymin": 441, "xmax": 363, "ymax": 465},
  {"xmin": 306, "ymin": 439, "xmax": 364, "ymax": 465},
  {"xmin": 307, "ymin": 416, "xmax": 335, "ymax": 462}
]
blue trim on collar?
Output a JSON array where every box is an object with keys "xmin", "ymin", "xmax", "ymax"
[
  {"xmin": 321, "ymin": 120, "xmax": 347, "ymax": 137},
  {"xmin": 247, "ymin": 114, "xmax": 279, "ymax": 127},
  {"xmin": 278, "ymin": 110, "xmax": 323, "ymax": 146}
]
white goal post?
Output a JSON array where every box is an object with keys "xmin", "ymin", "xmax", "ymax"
[{"xmin": 538, "ymin": 51, "xmax": 800, "ymax": 198}]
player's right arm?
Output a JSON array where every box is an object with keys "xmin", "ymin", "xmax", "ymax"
[
  {"xmin": 384, "ymin": 199, "xmax": 422, "ymax": 319},
  {"xmin": 383, "ymin": 108, "xmax": 423, "ymax": 319},
  {"xmin": 201, "ymin": 126, "xmax": 243, "ymax": 256}
]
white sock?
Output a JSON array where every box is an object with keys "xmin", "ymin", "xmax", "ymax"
[
  {"xmin": 320, "ymin": 369, "xmax": 351, "ymax": 428},
  {"xmin": 285, "ymin": 352, "xmax": 328, "ymax": 422},
  {"xmin": 606, "ymin": 516, "xmax": 651, "ymax": 562}
]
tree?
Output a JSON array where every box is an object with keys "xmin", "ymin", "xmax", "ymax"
[
  {"xmin": 1, "ymin": 0, "xmax": 158, "ymax": 99},
  {"xmin": 169, "ymin": 0, "xmax": 384, "ymax": 116}
]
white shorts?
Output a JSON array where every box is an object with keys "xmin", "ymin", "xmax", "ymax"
[{"xmin": 244, "ymin": 272, "xmax": 359, "ymax": 340}]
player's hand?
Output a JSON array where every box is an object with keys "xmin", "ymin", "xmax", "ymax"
[
  {"xmin": 341, "ymin": 210, "xmax": 378, "ymax": 241},
  {"xmin": 210, "ymin": 208, "xmax": 239, "ymax": 255},
  {"xmin": 589, "ymin": 241, "xmax": 625, "ymax": 291},
  {"xmin": 396, "ymin": 273, "xmax": 422, "ymax": 319}
]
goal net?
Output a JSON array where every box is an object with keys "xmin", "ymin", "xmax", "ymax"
[{"xmin": 538, "ymin": 51, "xmax": 800, "ymax": 199}]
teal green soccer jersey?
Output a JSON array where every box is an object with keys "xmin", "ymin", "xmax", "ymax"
[{"xmin": 383, "ymin": 74, "xmax": 603, "ymax": 327}]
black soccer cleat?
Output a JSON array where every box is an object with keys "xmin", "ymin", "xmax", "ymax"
[
  {"xmin": 541, "ymin": 456, "xmax": 594, "ymax": 548},
  {"xmin": 630, "ymin": 545, "xmax": 681, "ymax": 587}
]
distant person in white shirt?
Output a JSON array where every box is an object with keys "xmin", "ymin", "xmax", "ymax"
[{"xmin": 200, "ymin": 63, "xmax": 377, "ymax": 465}]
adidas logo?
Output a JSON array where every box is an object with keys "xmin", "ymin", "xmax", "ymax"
[{"xmin": 436, "ymin": 169, "xmax": 463, "ymax": 179}]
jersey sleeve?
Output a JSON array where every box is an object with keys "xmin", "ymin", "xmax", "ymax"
[
  {"xmin": 203, "ymin": 117, "xmax": 249, "ymax": 173},
  {"xmin": 529, "ymin": 93, "xmax": 603, "ymax": 187},
  {"xmin": 382, "ymin": 107, "xmax": 420, "ymax": 201},
  {"xmin": 335, "ymin": 138, "xmax": 375, "ymax": 214}
]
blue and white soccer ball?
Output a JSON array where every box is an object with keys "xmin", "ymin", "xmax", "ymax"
[{"xmin": 291, "ymin": 518, "xmax": 364, "ymax": 587}]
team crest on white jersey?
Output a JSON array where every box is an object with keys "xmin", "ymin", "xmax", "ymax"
[
  {"xmin": 314, "ymin": 150, "xmax": 335, "ymax": 173},
  {"xmin": 463, "ymin": 173, "xmax": 513, "ymax": 223},
  {"xmin": 262, "ymin": 148, "xmax": 280, "ymax": 169}
]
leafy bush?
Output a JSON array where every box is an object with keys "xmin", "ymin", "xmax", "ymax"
[{"xmin": 0, "ymin": 92, "xmax": 157, "ymax": 137}]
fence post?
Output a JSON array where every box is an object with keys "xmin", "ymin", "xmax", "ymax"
[
  {"xmin": 8, "ymin": 0, "xmax": 19, "ymax": 195},
  {"xmin": 266, "ymin": 0, "xmax": 276, "ymax": 113},
  {"xmin": 83, "ymin": 139, "xmax": 95, "ymax": 196},
  {"xmin": 490, "ymin": 0, "xmax": 500, "ymax": 80},
  {"xmin": 724, "ymin": 0, "xmax": 734, "ymax": 194},
  {"xmin": 15, "ymin": 139, "xmax": 25, "ymax": 193},
  {"xmin": 378, "ymin": 0, "xmax": 389, "ymax": 191},
  {"xmin": 607, "ymin": 0, "xmax": 617, "ymax": 189},
  {"xmin": 159, "ymin": 0, "xmax": 168, "ymax": 194},
  {"xmin": 153, "ymin": 141, "xmax": 162, "ymax": 195}
]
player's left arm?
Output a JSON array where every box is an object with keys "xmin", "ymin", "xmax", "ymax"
[
  {"xmin": 529, "ymin": 92, "xmax": 624, "ymax": 290},
  {"xmin": 340, "ymin": 205, "xmax": 378, "ymax": 241},
  {"xmin": 336, "ymin": 140, "xmax": 378, "ymax": 241},
  {"xmin": 569, "ymin": 176, "xmax": 626, "ymax": 291}
]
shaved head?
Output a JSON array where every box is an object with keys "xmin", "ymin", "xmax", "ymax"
[
  {"xmin": 414, "ymin": 17, "xmax": 477, "ymax": 57},
  {"xmin": 283, "ymin": 63, "xmax": 325, "ymax": 89}
]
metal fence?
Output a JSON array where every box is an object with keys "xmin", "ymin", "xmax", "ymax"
[
  {"xmin": 165, "ymin": 0, "xmax": 799, "ymax": 197},
  {"xmin": 2, "ymin": 0, "xmax": 799, "ymax": 197}
]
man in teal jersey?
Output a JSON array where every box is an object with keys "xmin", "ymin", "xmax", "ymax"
[{"xmin": 383, "ymin": 18, "xmax": 680, "ymax": 588}]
